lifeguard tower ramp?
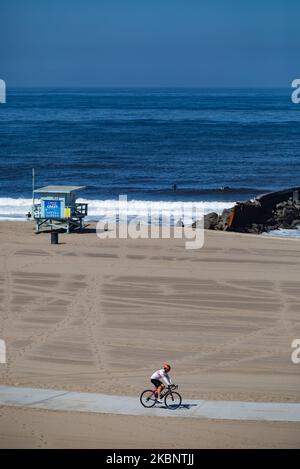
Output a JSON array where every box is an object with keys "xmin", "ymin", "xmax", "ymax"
[{"xmin": 33, "ymin": 186, "xmax": 88, "ymax": 233}]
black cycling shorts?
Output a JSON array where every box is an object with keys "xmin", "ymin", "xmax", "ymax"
[{"xmin": 151, "ymin": 378, "xmax": 162, "ymax": 389}]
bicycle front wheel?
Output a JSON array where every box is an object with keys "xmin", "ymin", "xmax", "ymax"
[
  {"xmin": 164, "ymin": 391, "xmax": 182, "ymax": 410},
  {"xmin": 140, "ymin": 389, "xmax": 157, "ymax": 408}
]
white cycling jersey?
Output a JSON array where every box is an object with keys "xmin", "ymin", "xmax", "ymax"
[{"xmin": 151, "ymin": 369, "xmax": 173, "ymax": 386}]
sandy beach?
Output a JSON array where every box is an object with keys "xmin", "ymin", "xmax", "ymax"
[
  {"xmin": 0, "ymin": 221, "xmax": 300, "ymax": 448},
  {"xmin": 1, "ymin": 406, "xmax": 300, "ymax": 449}
]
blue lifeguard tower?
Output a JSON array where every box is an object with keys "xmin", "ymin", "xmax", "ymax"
[{"xmin": 32, "ymin": 185, "xmax": 88, "ymax": 233}]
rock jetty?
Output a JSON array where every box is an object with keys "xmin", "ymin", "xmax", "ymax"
[{"xmin": 197, "ymin": 187, "xmax": 300, "ymax": 234}]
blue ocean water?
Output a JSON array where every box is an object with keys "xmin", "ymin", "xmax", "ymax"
[{"xmin": 0, "ymin": 87, "xmax": 299, "ymax": 222}]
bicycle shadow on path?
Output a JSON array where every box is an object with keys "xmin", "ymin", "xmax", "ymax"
[{"xmin": 156, "ymin": 403, "xmax": 198, "ymax": 411}]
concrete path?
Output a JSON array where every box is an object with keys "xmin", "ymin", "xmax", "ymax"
[{"xmin": 0, "ymin": 385, "xmax": 299, "ymax": 422}]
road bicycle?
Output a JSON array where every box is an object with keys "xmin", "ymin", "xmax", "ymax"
[{"xmin": 140, "ymin": 384, "xmax": 182, "ymax": 410}]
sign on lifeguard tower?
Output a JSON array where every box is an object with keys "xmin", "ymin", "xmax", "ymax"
[
  {"xmin": 33, "ymin": 185, "xmax": 88, "ymax": 233},
  {"xmin": 42, "ymin": 199, "xmax": 65, "ymax": 219}
]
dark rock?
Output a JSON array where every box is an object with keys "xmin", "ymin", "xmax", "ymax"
[
  {"xmin": 247, "ymin": 224, "xmax": 261, "ymax": 234},
  {"xmin": 291, "ymin": 219, "xmax": 300, "ymax": 228},
  {"xmin": 203, "ymin": 186, "xmax": 300, "ymax": 234},
  {"xmin": 214, "ymin": 222, "xmax": 225, "ymax": 231},
  {"xmin": 220, "ymin": 208, "xmax": 232, "ymax": 225},
  {"xmin": 279, "ymin": 222, "xmax": 291, "ymax": 229},
  {"xmin": 203, "ymin": 212, "xmax": 219, "ymax": 229},
  {"xmin": 265, "ymin": 217, "xmax": 278, "ymax": 227}
]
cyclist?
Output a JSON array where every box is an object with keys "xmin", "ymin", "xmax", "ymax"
[{"xmin": 150, "ymin": 363, "xmax": 173, "ymax": 403}]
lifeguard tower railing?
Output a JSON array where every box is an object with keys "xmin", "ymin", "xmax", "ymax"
[{"xmin": 33, "ymin": 185, "xmax": 88, "ymax": 233}]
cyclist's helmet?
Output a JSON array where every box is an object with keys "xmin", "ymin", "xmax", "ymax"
[{"xmin": 163, "ymin": 363, "xmax": 171, "ymax": 372}]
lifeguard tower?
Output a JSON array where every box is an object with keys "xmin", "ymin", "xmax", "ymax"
[{"xmin": 32, "ymin": 186, "xmax": 88, "ymax": 233}]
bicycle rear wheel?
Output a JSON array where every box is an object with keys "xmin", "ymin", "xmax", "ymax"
[
  {"xmin": 140, "ymin": 389, "xmax": 157, "ymax": 408},
  {"xmin": 164, "ymin": 391, "xmax": 182, "ymax": 410}
]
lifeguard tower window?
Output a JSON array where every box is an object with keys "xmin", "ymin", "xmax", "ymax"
[{"xmin": 33, "ymin": 186, "xmax": 88, "ymax": 233}]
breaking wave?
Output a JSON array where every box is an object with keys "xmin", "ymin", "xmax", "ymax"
[{"xmin": 0, "ymin": 197, "xmax": 235, "ymax": 224}]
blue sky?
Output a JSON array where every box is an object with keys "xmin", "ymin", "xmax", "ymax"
[{"xmin": 0, "ymin": 0, "xmax": 298, "ymax": 87}]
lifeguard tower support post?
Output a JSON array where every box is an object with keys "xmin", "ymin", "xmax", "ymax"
[{"xmin": 33, "ymin": 186, "xmax": 88, "ymax": 233}]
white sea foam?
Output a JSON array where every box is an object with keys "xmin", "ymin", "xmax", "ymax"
[
  {"xmin": 263, "ymin": 228, "xmax": 300, "ymax": 239},
  {"xmin": 1, "ymin": 197, "xmax": 299, "ymax": 237},
  {"xmin": 0, "ymin": 197, "xmax": 235, "ymax": 224}
]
